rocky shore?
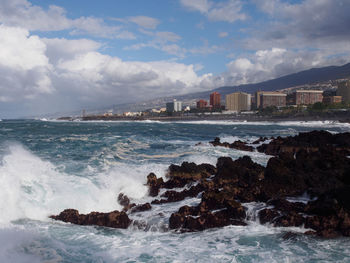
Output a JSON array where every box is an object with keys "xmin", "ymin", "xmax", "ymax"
[{"xmin": 51, "ymin": 130, "xmax": 350, "ymax": 238}]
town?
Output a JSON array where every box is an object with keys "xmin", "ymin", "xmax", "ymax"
[{"xmin": 60, "ymin": 79, "xmax": 350, "ymax": 122}]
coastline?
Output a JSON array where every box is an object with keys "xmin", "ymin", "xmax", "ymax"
[{"xmin": 59, "ymin": 110, "xmax": 350, "ymax": 123}]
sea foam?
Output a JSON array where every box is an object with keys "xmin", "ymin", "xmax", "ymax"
[{"xmin": 0, "ymin": 144, "xmax": 155, "ymax": 223}]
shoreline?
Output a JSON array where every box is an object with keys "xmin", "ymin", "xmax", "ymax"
[{"xmin": 58, "ymin": 110, "xmax": 350, "ymax": 124}]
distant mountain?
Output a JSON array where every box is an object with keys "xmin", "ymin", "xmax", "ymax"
[
  {"xmin": 216, "ymin": 63, "xmax": 350, "ymax": 95},
  {"xmin": 178, "ymin": 62, "xmax": 350, "ymax": 101}
]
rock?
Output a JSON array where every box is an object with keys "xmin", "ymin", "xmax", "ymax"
[
  {"xmin": 169, "ymin": 210, "xmax": 246, "ymax": 231},
  {"xmin": 50, "ymin": 209, "xmax": 131, "ymax": 229},
  {"xmin": 267, "ymin": 199, "xmax": 306, "ymax": 213},
  {"xmin": 162, "ymin": 162, "xmax": 216, "ymax": 189},
  {"xmin": 118, "ymin": 193, "xmax": 130, "ymax": 207},
  {"xmin": 252, "ymin": 137, "xmax": 269, "ymax": 144},
  {"xmin": 199, "ymin": 190, "xmax": 246, "ymax": 219},
  {"xmin": 146, "ymin": 173, "xmax": 164, "ymax": 197},
  {"xmin": 257, "ymin": 130, "xmax": 350, "ymax": 156},
  {"xmin": 214, "ymin": 156, "xmax": 265, "ymax": 202},
  {"xmin": 159, "ymin": 184, "xmax": 204, "ymax": 204},
  {"xmin": 259, "ymin": 209, "xmax": 280, "ymax": 224},
  {"xmin": 274, "ymin": 212, "xmax": 305, "ymax": 227},
  {"xmin": 231, "ymin": 141, "xmax": 254, "ymax": 152},
  {"xmin": 50, "ymin": 209, "xmax": 80, "ymax": 224},
  {"xmin": 130, "ymin": 203, "xmax": 152, "ymax": 213},
  {"xmin": 210, "ymin": 137, "xmax": 254, "ymax": 152}
]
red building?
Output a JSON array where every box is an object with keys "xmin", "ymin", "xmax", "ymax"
[
  {"xmin": 210, "ymin": 92, "xmax": 221, "ymax": 109},
  {"xmin": 196, "ymin": 99, "xmax": 208, "ymax": 109},
  {"xmin": 260, "ymin": 93, "xmax": 287, "ymax": 109},
  {"xmin": 291, "ymin": 90, "xmax": 323, "ymax": 105}
]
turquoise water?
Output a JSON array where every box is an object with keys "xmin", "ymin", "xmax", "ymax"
[{"xmin": 0, "ymin": 119, "xmax": 349, "ymax": 262}]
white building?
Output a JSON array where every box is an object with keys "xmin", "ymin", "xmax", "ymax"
[{"xmin": 166, "ymin": 99, "xmax": 182, "ymax": 112}]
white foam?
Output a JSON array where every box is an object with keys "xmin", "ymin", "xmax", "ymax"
[
  {"xmin": 0, "ymin": 144, "xmax": 163, "ymax": 223},
  {"xmin": 0, "ymin": 226, "xmax": 42, "ymax": 263}
]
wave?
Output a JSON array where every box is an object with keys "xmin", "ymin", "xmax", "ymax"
[{"xmin": 0, "ymin": 144, "xmax": 158, "ymax": 223}]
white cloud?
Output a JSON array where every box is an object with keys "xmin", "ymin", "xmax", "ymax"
[
  {"xmin": 124, "ymin": 30, "xmax": 184, "ymax": 57},
  {"xmin": 218, "ymin": 32, "xmax": 228, "ymax": 38},
  {"xmin": 224, "ymin": 47, "xmax": 349, "ymax": 86},
  {"xmin": 0, "ymin": 25, "xmax": 53, "ymax": 102},
  {"xmin": 252, "ymin": 0, "xmax": 350, "ymax": 48},
  {"xmin": 180, "ymin": 0, "xmax": 246, "ymax": 23},
  {"xmin": 0, "ymin": 25, "xmax": 216, "ymax": 116},
  {"xmin": 180, "ymin": 0, "xmax": 212, "ymax": 13},
  {"xmin": 155, "ymin": 31, "xmax": 182, "ymax": 43},
  {"xmin": 0, "ymin": 0, "xmax": 134, "ymax": 39},
  {"xmin": 127, "ymin": 16, "xmax": 160, "ymax": 29},
  {"xmin": 54, "ymin": 51, "xmax": 214, "ymax": 104}
]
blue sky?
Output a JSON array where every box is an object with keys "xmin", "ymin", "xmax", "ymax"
[{"xmin": 0, "ymin": 0, "xmax": 349, "ymax": 117}]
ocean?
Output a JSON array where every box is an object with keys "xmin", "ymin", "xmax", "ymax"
[{"xmin": 0, "ymin": 119, "xmax": 350, "ymax": 262}]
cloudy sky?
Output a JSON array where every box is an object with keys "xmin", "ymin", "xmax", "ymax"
[{"xmin": 0, "ymin": 0, "xmax": 350, "ymax": 118}]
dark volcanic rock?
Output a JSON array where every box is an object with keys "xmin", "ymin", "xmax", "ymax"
[
  {"xmin": 130, "ymin": 203, "xmax": 152, "ymax": 213},
  {"xmin": 168, "ymin": 188, "xmax": 247, "ymax": 231},
  {"xmin": 162, "ymin": 162, "xmax": 216, "ymax": 189},
  {"xmin": 118, "ymin": 193, "xmax": 136, "ymax": 211},
  {"xmin": 210, "ymin": 137, "xmax": 254, "ymax": 152},
  {"xmin": 50, "ymin": 209, "xmax": 131, "ymax": 229},
  {"xmin": 262, "ymin": 147, "xmax": 350, "ymax": 199},
  {"xmin": 252, "ymin": 137, "xmax": 269, "ymax": 144},
  {"xmin": 257, "ymin": 130, "xmax": 350, "ymax": 156},
  {"xmin": 259, "ymin": 209, "xmax": 280, "ymax": 224},
  {"xmin": 268, "ymin": 199, "xmax": 306, "ymax": 213},
  {"xmin": 215, "ymin": 156, "xmax": 265, "ymax": 202},
  {"xmin": 152, "ymin": 184, "xmax": 205, "ymax": 204},
  {"xmin": 169, "ymin": 210, "xmax": 246, "ymax": 231},
  {"xmin": 146, "ymin": 173, "xmax": 164, "ymax": 197}
]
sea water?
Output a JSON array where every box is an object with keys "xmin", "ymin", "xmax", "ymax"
[{"xmin": 0, "ymin": 119, "xmax": 350, "ymax": 262}]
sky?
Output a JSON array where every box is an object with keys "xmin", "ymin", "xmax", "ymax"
[{"xmin": 0, "ymin": 0, "xmax": 350, "ymax": 118}]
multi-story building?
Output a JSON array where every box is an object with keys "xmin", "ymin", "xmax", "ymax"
[
  {"xmin": 210, "ymin": 92, "xmax": 221, "ymax": 109},
  {"xmin": 196, "ymin": 99, "xmax": 208, "ymax": 109},
  {"xmin": 166, "ymin": 99, "xmax": 182, "ymax": 112},
  {"xmin": 225, "ymin": 92, "xmax": 251, "ymax": 112},
  {"xmin": 323, "ymin": 96, "xmax": 342, "ymax": 104},
  {"xmin": 255, "ymin": 91, "xmax": 287, "ymax": 109},
  {"xmin": 337, "ymin": 81, "xmax": 350, "ymax": 103},
  {"xmin": 291, "ymin": 90, "xmax": 323, "ymax": 105}
]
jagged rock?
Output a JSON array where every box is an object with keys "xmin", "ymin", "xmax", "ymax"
[
  {"xmin": 168, "ymin": 188, "xmax": 246, "ymax": 231},
  {"xmin": 117, "ymin": 193, "xmax": 136, "ymax": 211},
  {"xmin": 130, "ymin": 203, "xmax": 152, "ymax": 213},
  {"xmin": 259, "ymin": 209, "xmax": 280, "ymax": 224},
  {"xmin": 152, "ymin": 184, "xmax": 204, "ymax": 204},
  {"xmin": 257, "ymin": 130, "xmax": 350, "ymax": 156},
  {"xmin": 169, "ymin": 210, "xmax": 246, "ymax": 231},
  {"xmin": 267, "ymin": 199, "xmax": 306, "ymax": 213},
  {"xmin": 274, "ymin": 212, "xmax": 305, "ymax": 227},
  {"xmin": 146, "ymin": 173, "xmax": 164, "ymax": 197},
  {"xmin": 209, "ymin": 137, "xmax": 254, "ymax": 152},
  {"xmin": 50, "ymin": 209, "xmax": 131, "ymax": 229},
  {"xmin": 215, "ymin": 156, "xmax": 265, "ymax": 202},
  {"xmin": 262, "ymin": 148, "xmax": 350, "ymax": 199},
  {"xmin": 252, "ymin": 137, "xmax": 269, "ymax": 144},
  {"xmin": 162, "ymin": 162, "xmax": 216, "ymax": 189}
]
